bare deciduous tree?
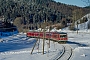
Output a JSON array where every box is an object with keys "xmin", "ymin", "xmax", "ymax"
[{"xmin": 81, "ymin": 0, "xmax": 90, "ymax": 6}]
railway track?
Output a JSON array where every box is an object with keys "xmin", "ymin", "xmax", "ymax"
[{"xmin": 57, "ymin": 44, "xmax": 72, "ymax": 60}]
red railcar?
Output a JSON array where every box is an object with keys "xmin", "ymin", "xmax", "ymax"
[{"xmin": 26, "ymin": 31, "xmax": 68, "ymax": 42}]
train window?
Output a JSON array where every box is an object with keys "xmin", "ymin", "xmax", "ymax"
[{"xmin": 46, "ymin": 33, "xmax": 51, "ymax": 36}]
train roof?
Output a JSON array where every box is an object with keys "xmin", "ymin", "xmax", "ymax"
[
  {"xmin": 57, "ymin": 32, "xmax": 67, "ymax": 34},
  {"xmin": 28, "ymin": 30, "xmax": 67, "ymax": 34}
]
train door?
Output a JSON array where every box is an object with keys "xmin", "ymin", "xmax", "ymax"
[{"xmin": 51, "ymin": 33, "xmax": 59, "ymax": 40}]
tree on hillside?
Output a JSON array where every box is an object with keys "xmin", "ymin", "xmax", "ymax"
[
  {"xmin": 13, "ymin": 17, "xmax": 23, "ymax": 32},
  {"xmin": 72, "ymin": 9, "xmax": 84, "ymax": 21},
  {"xmin": 70, "ymin": 9, "xmax": 84, "ymax": 30}
]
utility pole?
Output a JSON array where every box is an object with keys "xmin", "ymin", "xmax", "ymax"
[
  {"xmin": 77, "ymin": 21, "xmax": 78, "ymax": 34},
  {"xmin": 42, "ymin": 20, "xmax": 46, "ymax": 54},
  {"xmin": 48, "ymin": 26, "xmax": 51, "ymax": 48},
  {"xmin": 43, "ymin": 29, "xmax": 45, "ymax": 54}
]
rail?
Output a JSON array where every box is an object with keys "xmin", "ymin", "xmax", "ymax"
[{"xmin": 57, "ymin": 44, "xmax": 72, "ymax": 60}]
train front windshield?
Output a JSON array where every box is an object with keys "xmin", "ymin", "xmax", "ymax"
[{"xmin": 60, "ymin": 34, "xmax": 67, "ymax": 38}]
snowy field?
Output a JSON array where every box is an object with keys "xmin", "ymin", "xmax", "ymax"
[
  {"xmin": 0, "ymin": 33, "xmax": 64, "ymax": 60},
  {"xmin": 0, "ymin": 30, "xmax": 90, "ymax": 60},
  {"xmin": 67, "ymin": 31, "xmax": 90, "ymax": 60}
]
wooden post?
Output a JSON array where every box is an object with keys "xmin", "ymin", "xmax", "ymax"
[
  {"xmin": 48, "ymin": 26, "xmax": 51, "ymax": 48},
  {"xmin": 43, "ymin": 29, "xmax": 45, "ymax": 54},
  {"xmin": 37, "ymin": 38, "xmax": 39, "ymax": 53},
  {"xmin": 77, "ymin": 22, "xmax": 78, "ymax": 34},
  {"xmin": 31, "ymin": 40, "xmax": 38, "ymax": 54}
]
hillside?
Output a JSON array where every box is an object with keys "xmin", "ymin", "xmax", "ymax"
[
  {"xmin": 75, "ymin": 13, "xmax": 90, "ymax": 30},
  {"xmin": 48, "ymin": 1, "xmax": 90, "ymax": 17},
  {"xmin": 0, "ymin": 0, "xmax": 90, "ymax": 32}
]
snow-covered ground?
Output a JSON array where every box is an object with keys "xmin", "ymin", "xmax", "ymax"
[
  {"xmin": 67, "ymin": 31, "xmax": 90, "ymax": 60},
  {"xmin": 0, "ymin": 30, "xmax": 90, "ymax": 60},
  {"xmin": 0, "ymin": 33, "xmax": 64, "ymax": 60}
]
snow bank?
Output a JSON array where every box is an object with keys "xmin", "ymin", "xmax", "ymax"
[{"xmin": 0, "ymin": 51, "xmax": 31, "ymax": 55}]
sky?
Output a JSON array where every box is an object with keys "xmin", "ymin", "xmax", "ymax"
[{"xmin": 54, "ymin": 0, "xmax": 86, "ymax": 7}]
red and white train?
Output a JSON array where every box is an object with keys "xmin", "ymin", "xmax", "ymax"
[{"xmin": 26, "ymin": 31, "xmax": 68, "ymax": 42}]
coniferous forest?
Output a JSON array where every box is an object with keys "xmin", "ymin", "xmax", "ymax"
[{"xmin": 0, "ymin": 0, "xmax": 90, "ymax": 32}]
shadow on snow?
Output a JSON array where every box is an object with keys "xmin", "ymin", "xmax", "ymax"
[
  {"xmin": 67, "ymin": 41, "xmax": 88, "ymax": 47},
  {"xmin": 0, "ymin": 38, "xmax": 37, "ymax": 52}
]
